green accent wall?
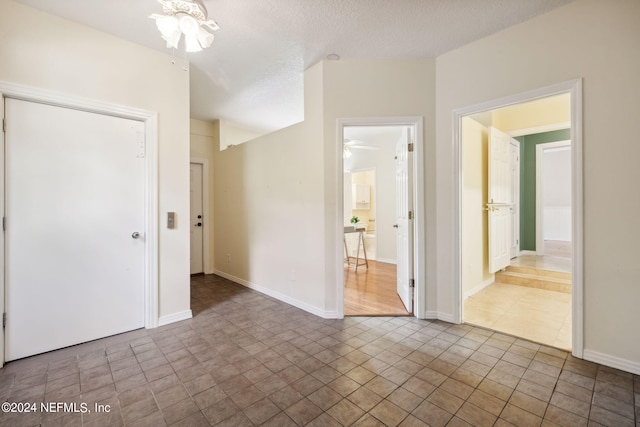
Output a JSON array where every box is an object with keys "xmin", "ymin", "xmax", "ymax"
[{"xmin": 518, "ymin": 129, "xmax": 571, "ymax": 251}]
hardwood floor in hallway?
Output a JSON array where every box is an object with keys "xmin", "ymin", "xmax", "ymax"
[{"xmin": 344, "ymin": 260, "xmax": 410, "ymax": 316}]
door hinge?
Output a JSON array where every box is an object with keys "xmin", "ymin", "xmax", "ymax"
[
  {"xmin": 408, "ymin": 142, "xmax": 414, "ymax": 152},
  {"xmin": 2, "ymin": 118, "xmax": 5, "ymax": 133},
  {"xmin": 2, "ymin": 313, "xmax": 6, "ymax": 329},
  {"xmin": 409, "ymin": 279, "xmax": 415, "ymax": 288},
  {"xmin": 408, "ymin": 211, "xmax": 413, "ymax": 220},
  {"xmin": 2, "ymin": 217, "xmax": 5, "ymax": 231}
]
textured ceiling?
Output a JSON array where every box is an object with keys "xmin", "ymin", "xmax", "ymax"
[{"xmin": 14, "ymin": 0, "xmax": 574, "ymax": 133}]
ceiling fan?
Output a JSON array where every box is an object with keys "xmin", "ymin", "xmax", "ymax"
[
  {"xmin": 343, "ymin": 139, "xmax": 378, "ymax": 158},
  {"xmin": 150, "ymin": 0, "xmax": 220, "ymax": 53},
  {"xmin": 344, "ymin": 139, "xmax": 379, "ymax": 150}
]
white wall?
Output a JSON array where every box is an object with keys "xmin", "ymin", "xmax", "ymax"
[
  {"xmin": 461, "ymin": 118, "xmax": 492, "ymax": 297},
  {"xmin": 213, "ymin": 58, "xmax": 435, "ymax": 316},
  {"xmin": 0, "ymin": 0, "xmax": 191, "ymax": 321},
  {"xmin": 219, "ymin": 120, "xmax": 264, "ymax": 150},
  {"xmin": 212, "ymin": 62, "xmax": 328, "ymax": 315},
  {"xmin": 436, "ymin": 0, "xmax": 640, "ymax": 368},
  {"xmin": 322, "ymin": 58, "xmax": 436, "ymax": 313},
  {"xmin": 542, "ymin": 147, "xmax": 571, "ymax": 241}
]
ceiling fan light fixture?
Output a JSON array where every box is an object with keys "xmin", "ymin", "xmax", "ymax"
[
  {"xmin": 150, "ymin": 0, "xmax": 219, "ymax": 52},
  {"xmin": 197, "ymin": 27, "xmax": 215, "ymax": 49}
]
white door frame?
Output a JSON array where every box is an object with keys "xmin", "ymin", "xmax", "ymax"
[
  {"xmin": 190, "ymin": 158, "xmax": 212, "ymax": 274},
  {"xmin": 453, "ymin": 79, "xmax": 584, "ymax": 357},
  {"xmin": 0, "ymin": 81, "xmax": 159, "ymax": 366},
  {"xmin": 536, "ymin": 141, "xmax": 571, "ymax": 255},
  {"xmin": 335, "ymin": 117, "xmax": 425, "ymax": 319}
]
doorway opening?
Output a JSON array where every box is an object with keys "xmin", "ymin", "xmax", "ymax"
[
  {"xmin": 337, "ymin": 118, "xmax": 424, "ymax": 318},
  {"xmin": 454, "ymin": 81, "xmax": 583, "ymax": 355},
  {"xmin": 189, "ymin": 158, "xmax": 211, "ymax": 276}
]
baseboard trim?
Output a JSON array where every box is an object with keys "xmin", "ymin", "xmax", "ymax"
[
  {"xmin": 464, "ymin": 277, "xmax": 495, "ymax": 299},
  {"xmin": 376, "ymin": 257, "xmax": 397, "ymax": 265},
  {"xmin": 424, "ymin": 311, "xmax": 457, "ymax": 323},
  {"xmin": 583, "ymin": 349, "xmax": 640, "ymax": 375},
  {"xmin": 214, "ymin": 270, "xmax": 339, "ymax": 319},
  {"xmin": 157, "ymin": 310, "xmax": 193, "ymax": 327},
  {"xmin": 519, "ymin": 250, "xmax": 538, "ymax": 256}
]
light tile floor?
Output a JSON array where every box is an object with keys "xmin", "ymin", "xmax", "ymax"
[
  {"xmin": 510, "ymin": 254, "xmax": 572, "ymax": 274},
  {"xmin": 0, "ymin": 274, "xmax": 637, "ymax": 426},
  {"xmin": 464, "ymin": 283, "xmax": 572, "ymax": 350},
  {"xmin": 465, "ymin": 242, "xmax": 573, "ymax": 350}
]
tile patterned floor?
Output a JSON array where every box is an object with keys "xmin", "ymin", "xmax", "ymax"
[
  {"xmin": 0, "ymin": 274, "xmax": 637, "ymax": 426},
  {"xmin": 464, "ymin": 283, "xmax": 572, "ymax": 350}
]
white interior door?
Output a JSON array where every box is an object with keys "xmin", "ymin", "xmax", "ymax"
[
  {"xmin": 510, "ymin": 139, "xmax": 520, "ymax": 259},
  {"xmin": 190, "ymin": 163, "xmax": 204, "ymax": 274},
  {"xmin": 395, "ymin": 127, "xmax": 413, "ymax": 312},
  {"xmin": 488, "ymin": 126, "xmax": 513, "ymax": 273},
  {"xmin": 4, "ymin": 98, "xmax": 145, "ymax": 361}
]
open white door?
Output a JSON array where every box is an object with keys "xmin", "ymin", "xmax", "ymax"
[
  {"xmin": 5, "ymin": 98, "xmax": 146, "ymax": 361},
  {"xmin": 510, "ymin": 139, "xmax": 520, "ymax": 259},
  {"xmin": 395, "ymin": 127, "xmax": 413, "ymax": 312},
  {"xmin": 488, "ymin": 126, "xmax": 513, "ymax": 273}
]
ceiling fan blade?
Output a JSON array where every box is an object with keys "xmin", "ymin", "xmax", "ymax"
[
  {"xmin": 344, "ymin": 139, "xmax": 365, "ymax": 147},
  {"xmin": 184, "ymin": 33, "xmax": 202, "ymax": 52},
  {"xmin": 351, "ymin": 146, "xmax": 379, "ymax": 150}
]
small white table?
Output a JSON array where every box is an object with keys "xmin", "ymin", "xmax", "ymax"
[{"xmin": 344, "ymin": 226, "xmax": 368, "ymax": 271}]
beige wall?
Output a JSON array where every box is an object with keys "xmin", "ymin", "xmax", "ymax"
[
  {"xmin": 322, "ymin": 58, "xmax": 436, "ymax": 312},
  {"xmin": 0, "ymin": 0, "xmax": 191, "ymax": 320},
  {"xmin": 212, "ymin": 58, "xmax": 435, "ymax": 315},
  {"xmin": 436, "ymin": 0, "xmax": 640, "ymax": 366},
  {"xmin": 461, "ymin": 118, "xmax": 491, "ymax": 296},
  {"xmin": 219, "ymin": 120, "xmax": 264, "ymax": 150},
  {"xmin": 212, "ymin": 62, "xmax": 327, "ymax": 313}
]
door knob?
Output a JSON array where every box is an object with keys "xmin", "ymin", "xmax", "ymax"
[
  {"xmin": 197, "ymin": 223, "xmax": 202, "ymax": 227},
  {"xmin": 132, "ymin": 232, "xmax": 140, "ymax": 239},
  {"xmin": 197, "ymin": 215, "xmax": 202, "ymax": 219},
  {"xmin": 393, "ymin": 224, "xmax": 398, "ymax": 228}
]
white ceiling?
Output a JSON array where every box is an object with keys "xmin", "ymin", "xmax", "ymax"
[{"xmin": 14, "ymin": 0, "xmax": 574, "ymax": 134}]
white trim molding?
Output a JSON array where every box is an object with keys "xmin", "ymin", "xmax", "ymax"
[
  {"xmin": 452, "ymin": 79, "xmax": 584, "ymax": 359},
  {"xmin": 158, "ymin": 310, "xmax": 193, "ymax": 327},
  {"xmin": 583, "ymin": 350, "xmax": 640, "ymax": 376},
  {"xmin": 336, "ymin": 116, "xmax": 426, "ymax": 319},
  {"xmin": 214, "ymin": 270, "xmax": 340, "ymax": 319},
  {"xmin": 464, "ymin": 278, "xmax": 495, "ymax": 300},
  {"xmin": 0, "ymin": 80, "xmax": 160, "ymax": 330}
]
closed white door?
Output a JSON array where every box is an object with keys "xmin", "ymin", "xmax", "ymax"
[
  {"xmin": 190, "ymin": 163, "xmax": 204, "ymax": 274},
  {"xmin": 488, "ymin": 126, "xmax": 512, "ymax": 273},
  {"xmin": 4, "ymin": 98, "xmax": 145, "ymax": 361},
  {"xmin": 395, "ymin": 127, "xmax": 413, "ymax": 313}
]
